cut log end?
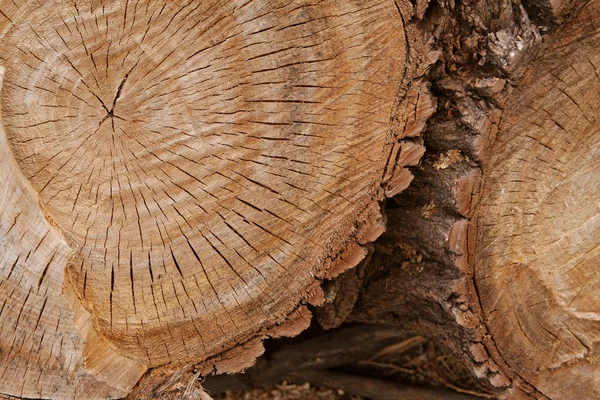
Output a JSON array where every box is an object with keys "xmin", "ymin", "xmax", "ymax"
[
  {"xmin": 0, "ymin": 1, "xmax": 422, "ymax": 399},
  {"xmin": 474, "ymin": 1, "xmax": 600, "ymax": 396},
  {"xmin": 347, "ymin": 1, "xmax": 600, "ymax": 398}
]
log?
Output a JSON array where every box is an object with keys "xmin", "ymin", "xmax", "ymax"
[
  {"xmin": 474, "ymin": 2, "xmax": 600, "ymax": 396},
  {"xmin": 206, "ymin": 324, "xmax": 412, "ymax": 388},
  {"xmin": 203, "ymin": 325, "xmax": 481, "ymax": 400},
  {"xmin": 350, "ymin": 0, "xmax": 600, "ymax": 398},
  {"xmin": 1, "ymin": 0, "xmax": 596, "ymax": 399},
  {"xmin": 0, "ymin": 1, "xmax": 432, "ymax": 398}
]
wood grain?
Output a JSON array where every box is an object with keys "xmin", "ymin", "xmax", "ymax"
[
  {"xmin": 0, "ymin": 1, "xmax": 411, "ymax": 398},
  {"xmin": 476, "ymin": 0, "xmax": 600, "ymax": 397}
]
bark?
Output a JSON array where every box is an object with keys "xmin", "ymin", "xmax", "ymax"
[{"xmin": 203, "ymin": 325, "xmax": 481, "ymax": 400}]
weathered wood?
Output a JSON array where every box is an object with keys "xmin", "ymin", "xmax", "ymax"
[
  {"xmin": 349, "ymin": 0, "xmax": 600, "ymax": 398},
  {"xmin": 474, "ymin": 1, "xmax": 600, "ymax": 396},
  {"xmin": 0, "ymin": 1, "xmax": 428, "ymax": 398},
  {"xmin": 0, "ymin": 0, "xmax": 596, "ymax": 398}
]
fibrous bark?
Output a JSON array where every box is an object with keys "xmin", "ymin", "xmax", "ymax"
[{"xmin": 0, "ymin": 1, "xmax": 426, "ymax": 399}]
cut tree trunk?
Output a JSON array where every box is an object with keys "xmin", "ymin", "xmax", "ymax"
[
  {"xmin": 349, "ymin": 0, "xmax": 600, "ymax": 399},
  {"xmin": 473, "ymin": 3, "xmax": 600, "ymax": 396},
  {"xmin": 0, "ymin": 1, "xmax": 430, "ymax": 399},
  {"xmin": 0, "ymin": 0, "xmax": 597, "ymax": 399}
]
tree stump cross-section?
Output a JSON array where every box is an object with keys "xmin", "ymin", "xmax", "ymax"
[
  {"xmin": 474, "ymin": 2, "xmax": 600, "ymax": 396},
  {"xmin": 0, "ymin": 1, "xmax": 419, "ymax": 398}
]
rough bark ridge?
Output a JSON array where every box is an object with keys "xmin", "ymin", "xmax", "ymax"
[{"xmin": 0, "ymin": 1, "xmax": 428, "ymax": 399}]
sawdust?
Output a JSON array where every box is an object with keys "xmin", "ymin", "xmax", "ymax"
[{"xmin": 215, "ymin": 382, "xmax": 363, "ymax": 400}]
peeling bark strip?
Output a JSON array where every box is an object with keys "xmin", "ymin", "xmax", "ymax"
[{"xmin": 0, "ymin": 1, "xmax": 424, "ymax": 399}]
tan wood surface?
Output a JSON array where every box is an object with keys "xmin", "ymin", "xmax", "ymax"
[
  {"xmin": 475, "ymin": 1, "xmax": 600, "ymax": 397},
  {"xmin": 0, "ymin": 1, "xmax": 412, "ymax": 398}
]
